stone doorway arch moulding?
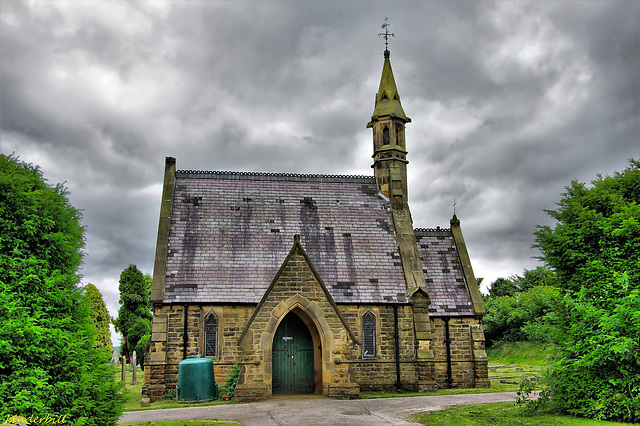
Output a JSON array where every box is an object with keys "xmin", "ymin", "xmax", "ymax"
[{"xmin": 261, "ymin": 294, "xmax": 334, "ymax": 395}]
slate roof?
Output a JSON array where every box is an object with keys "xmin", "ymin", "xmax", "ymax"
[
  {"xmin": 163, "ymin": 171, "xmax": 409, "ymax": 304},
  {"xmin": 415, "ymin": 228, "xmax": 475, "ymax": 316}
]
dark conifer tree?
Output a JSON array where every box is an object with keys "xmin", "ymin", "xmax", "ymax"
[
  {"xmin": 85, "ymin": 283, "xmax": 113, "ymax": 352},
  {"xmin": 115, "ymin": 264, "xmax": 152, "ymax": 366},
  {"xmin": 0, "ymin": 154, "xmax": 122, "ymax": 425}
]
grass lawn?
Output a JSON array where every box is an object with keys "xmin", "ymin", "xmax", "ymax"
[
  {"xmin": 414, "ymin": 401, "xmax": 636, "ymax": 426},
  {"xmin": 117, "ymin": 365, "xmax": 231, "ymax": 412},
  {"xmin": 486, "ymin": 341, "xmax": 553, "ymax": 365},
  {"xmin": 360, "ymin": 359, "xmax": 544, "ymax": 399},
  {"xmin": 120, "ymin": 421, "xmax": 240, "ymax": 426}
]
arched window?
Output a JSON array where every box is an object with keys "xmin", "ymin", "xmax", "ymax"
[
  {"xmin": 204, "ymin": 311, "xmax": 219, "ymax": 357},
  {"xmin": 362, "ymin": 310, "xmax": 376, "ymax": 359},
  {"xmin": 382, "ymin": 125, "xmax": 390, "ymax": 145}
]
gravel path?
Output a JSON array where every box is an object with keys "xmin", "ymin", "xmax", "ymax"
[{"xmin": 119, "ymin": 392, "xmax": 523, "ymax": 425}]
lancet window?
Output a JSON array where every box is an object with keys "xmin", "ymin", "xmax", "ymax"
[
  {"xmin": 362, "ymin": 310, "xmax": 376, "ymax": 359},
  {"xmin": 204, "ymin": 311, "xmax": 219, "ymax": 357}
]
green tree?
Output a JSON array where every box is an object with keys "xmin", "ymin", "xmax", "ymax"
[
  {"xmin": 115, "ymin": 265, "xmax": 152, "ymax": 367},
  {"xmin": 483, "ymin": 285, "xmax": 562, "ymax": 345},
  {"xmin": 0, "ymin": 154, "xmax": 122, "ymax": 424},
  {"xmin": 483, "ymin": 295, "xmax": 520, "ymax": 344},
  {"xmin": 517, "ymin": 285, "xmax": 563, "ymax": 342},
  {"xmin": 487, "ymin": 277, "xmax": 519, "ymax": 298},
  {"xmin": 535, "ymin": 159, "xmax": 640, "ymax": 300},
  {"xmin": 513, "ymin": 266, "xmax": 557, "ymax": 293},
  {"xmin": 541, "ymin": 281, "xmax": 640, "ymax": 422},
  {"xmin": 85, "ymin": 283, "xmax": 113, "ymax": 353},
  {"xmin": 486, "ymin": 266, "xmax": 556, "ymax": 299},
  {"xmin": 532, "ymin": 160, "xmax": 640, "ymax": 422}
]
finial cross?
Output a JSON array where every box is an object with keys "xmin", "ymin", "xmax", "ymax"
[
  {"xmin": 453, "ymin": 198, "xmax": 457, "ymax": 216},
  {"xmin": 378, "ymin": 17, "xmax": 395, "ymax": 50}
]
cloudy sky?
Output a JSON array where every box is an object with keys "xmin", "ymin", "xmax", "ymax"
[{"xmin": 2, "ymin": 0, "xmax": 638, "ymax": 345}]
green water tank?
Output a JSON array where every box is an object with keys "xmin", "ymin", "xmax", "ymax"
[{"xmin": 176, "ymin": 355, "xmax": 217, "ymax": 403}]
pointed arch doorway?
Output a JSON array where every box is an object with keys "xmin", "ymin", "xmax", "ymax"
[{"xmin": 272, "ymin": 311, "xmax": 318, "ymax": 394}]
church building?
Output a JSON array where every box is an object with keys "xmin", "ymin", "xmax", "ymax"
[{"xmin": 143, "ymin": 47, "xmax": 489, "ymax": 403}]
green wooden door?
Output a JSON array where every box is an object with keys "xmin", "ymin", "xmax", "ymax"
[{"xmin": 272, "ymin": 313, "xmax": 315, "ymax": 394}]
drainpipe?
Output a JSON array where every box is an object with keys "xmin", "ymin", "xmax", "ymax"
[
  {"xmin": 183, "ymin": 304, "xmax": 189, "ymax": 360},
  {"xmin": 393, "ymin": 305, "xmax": 401, "ymax": 390},
  {"xmin": 443, "ymin": 317, "xmax": 453, "ymax": 388}
]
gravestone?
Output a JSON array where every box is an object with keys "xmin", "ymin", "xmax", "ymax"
[
  {"xmin": 111, "ymin": 349, "xmax": 119, "ymax": 365},
  {"xmin": 121, "ymin": 356, "xmax": 126, "ymax": 384},
  {"xmin": 131, "ymin": 351, "xmax": 138, "ymax": 385}
]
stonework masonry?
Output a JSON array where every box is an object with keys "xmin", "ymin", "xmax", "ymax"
[
  {"xmin": 145, "ymin": 304, "xmax": 253, "ymax": 402},
  {"xmin": 143, "ymin": 249, "xmax": 489, "ymax": 401},
  {"xmin": 234, "ymin": 240, "xmax": 360, "ymax": 401}
]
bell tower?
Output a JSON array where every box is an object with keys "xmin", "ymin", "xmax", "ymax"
[{"xmin": 367, "ymin": 48, "xmax": 411, "ymax": 210}]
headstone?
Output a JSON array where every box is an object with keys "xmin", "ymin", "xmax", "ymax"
[
  {"xmin": 111, "ymin": 349, "xmax": 119, "ymax": 365},
  {"xmin": 121, "ymin": 356, "xmax": 126, "ymax": 384},
  {"xmin": 131, "ymin": 351, "xmax": 138, "ymax": 384}
]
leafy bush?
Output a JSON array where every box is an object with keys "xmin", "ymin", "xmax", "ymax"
[
  {"xmin": 483, "ymin": 286, "xmax": 562, "ymax": 345},
  {"xmin": 516, "ymin": 373, "xmax": 551, "ymax": 416},
  {"xmin": 532, "ymin": 160, "xmax": 640, "ymax": 422},
  {"xmin": 219, "ymin": 360, "xmax": 243, "ymax": 398},
  {"xmin": 545, "ymin": 286, "xmax": 639, "ymax": 422},
  {"xmin": 519, "ymin": 286, "xmax": 563, "ymax": 342},
  {"xmin": 483, "ymin": 296, "xmax": 520, "ymax": 344}
]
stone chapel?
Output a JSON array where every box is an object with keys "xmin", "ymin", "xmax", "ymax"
[{"xmin": 143, "ymin": 47, "xmax": 489, "ymax": 403}]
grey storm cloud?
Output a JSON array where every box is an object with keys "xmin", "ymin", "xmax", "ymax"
[{"xmin": 1, "ymin": 0, "xmax": 638, "ymax": 344}]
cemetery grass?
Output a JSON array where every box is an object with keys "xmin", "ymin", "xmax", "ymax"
[
  {"xmin": 362, "ymin": 341, "xmax": 548, "ymax": 398},
  {"xmin": 414, "ymin": 401, "xmax": 637, "ymax": 426},
  {"xmin": 486, "ymin": 340, "xmax": 552, "ymax": 365},
  {"xmin": 413, "ymin": 342, "xmax": 634, "ymax": 425},
  {"xmin": 120, "ymin": 420, "xmax": 240, "ymax": 426},
  {"xmin": 117, "ymin": 366, "xmax": 229, "ymax": 412},
  {"xmin": 360, "ymin": 342, "xmax": 552, "ymax": 399},
  {"xmin": 359, "ymin": 362, "xmax": 542, "ymax": 399}
]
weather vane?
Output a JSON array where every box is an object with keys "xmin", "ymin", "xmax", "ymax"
[
  {"xmin": 453, "ymin": 198, "xmax": 457, "ymax": 216},
  {"xmin": 378, "ymin": 17, "xmax": 394, "ymax": 50}
]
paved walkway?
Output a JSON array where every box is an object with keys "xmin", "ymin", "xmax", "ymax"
[{"xmin": 119, "ymin": 392, "xmax": 523, "ymax": 425}]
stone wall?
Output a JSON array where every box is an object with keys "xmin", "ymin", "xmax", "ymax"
[
  {"xmin": 143, "ymin": 304, "xmax": 253, "ymax": 402},
  {"xmin": 430, "ymin": 316, "xmax": 489, "ymax": 389},
  {"xmin": 143, "ymin": 263, "xmax": 489, "ymax": 403},
  {"xmin": 344, "ymin": 305, "xmax": 418, "ymax": 390},
  {"xmin": 236, "ymin": 248, "xmax": 360, "ymax": 400}
]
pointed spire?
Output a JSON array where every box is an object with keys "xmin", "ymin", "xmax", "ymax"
[{"xmin": 369, "ymin": 50, "xmax": 410, "ymax": 126}]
